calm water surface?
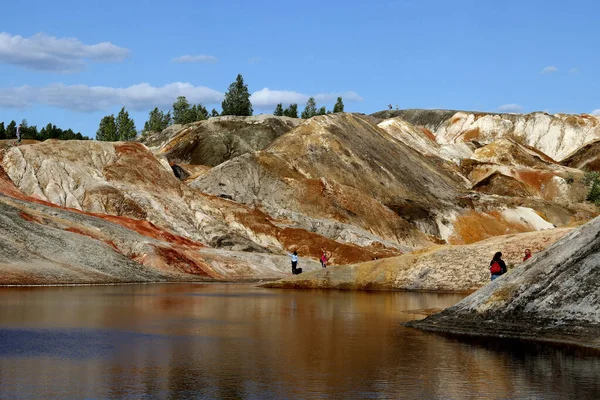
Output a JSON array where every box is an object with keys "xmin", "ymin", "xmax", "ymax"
[{"xmin": 0, "ymin": 284, "xmax": 599, "ymax": 399}]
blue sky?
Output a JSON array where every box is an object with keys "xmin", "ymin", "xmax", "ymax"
[{"xmin": 1, "ymin": 0, "xmax": 599, "ymax": 137}]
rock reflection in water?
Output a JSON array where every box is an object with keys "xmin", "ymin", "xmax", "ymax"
[{"xmin": 0, "ymin": 284, "xmax": 598, "ymax": 399}]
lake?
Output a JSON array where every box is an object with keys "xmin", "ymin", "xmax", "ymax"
[{"xmin": 0, "ymin": 284, "xmax": 598, "ymax": 399}]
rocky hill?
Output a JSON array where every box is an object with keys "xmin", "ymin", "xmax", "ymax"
[
  {"xmin": 1, "ymin": 109, "xmax": 599, "ymax": 286},
  {"xmin": 141, "ymin": 115, "xmax": 300, "ymax": 167},
  {"xmin": 191, "ymin": 113, "xmax": 468, "ymax": 248},
  {"xmin": 373, "ymin": 109, "xmax": 600, "ymax": 161},
  {"xmin": 0, "ymin": 143, "xmax": 323, "ymax": 284},
  {"xmin": 406, "ymin": 215, "xmax": 600, "ymax": 349}
]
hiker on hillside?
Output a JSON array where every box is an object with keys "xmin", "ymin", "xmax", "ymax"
[
  {"xmin": 320, "ymin": 250, "xmax": 329, "ymax": 268},
  {"xmin": 13, "ymin": 124, "xmax": 22, "ymax": 145},
  {"xmin": 388, "ymin": 104, "xmax": 392, "ymax": 110},
  {"xmin": 523, "ymin": 249, "xmax": 532, "ymax": 262},
  {"xmin": 288, "ymin": 251, "xmax": 302, "ymax": 275},
  {"xmin": 489, "ymin": 252, "xmax": 507, "ymax": 281}
]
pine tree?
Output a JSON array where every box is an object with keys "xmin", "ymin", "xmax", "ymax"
[
  {"xmin": 283, "ymin": 104, "xmax": 298, "ymax": 118},
  {"xmin": 333, "ymin": 97, "xmax": 344, "ymax": 113},
  {"xmin": 173, "ymin": 96, "xmax": 192, "ymax": 124},
  {"xmin": 143, "ymin": 108, "xmax": 171, "ymax": 133},
  {"xmin": 0, "ymin": 122, "xmax": 5, "ymax": 140},
  {"xmin": 194, "ymin": 104, "xmax": 209, "ymax": 121},
  {"xmin": 96, "ymin": 115, "xmax": 117, "ymax": 141},
  {"xmin": 116, "ymin": 107, "xmax": 137, "ymax": 141},
  {"xmin": 273, "ymin": 103, "xmax": 284, "ymax": 116},
  {"xmin": 301, "ymin": 97, "xmax": 318, "ymax": 119},
  {"xmin": 221, "ymin": 74, "xmax": 253, "ymax": 116},
  {"xmin": 211, "ymin": 109, "xmax": 220, "ymax": 117},
  {"xmin": 6, "ymin": 120, "xmax": 16, "ymax": 138},
  {"xmin": 317, "ymin": 106, "xmax": 327, "ymax": 116}
]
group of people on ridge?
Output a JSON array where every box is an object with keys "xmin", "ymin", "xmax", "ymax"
[
  {"xmin": 489, "ymin": 249, "xmax": 532, "ymax": 281},
  {"xmin": 288, "ymin": 249, "xmax": 330, "ymax": 275}
]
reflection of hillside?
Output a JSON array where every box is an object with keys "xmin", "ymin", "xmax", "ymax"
[{"xmin": 1, "ymin": 285, "xmax": 599, "ymax": 398}]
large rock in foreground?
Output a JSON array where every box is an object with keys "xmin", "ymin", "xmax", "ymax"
[
  {"xmin": 263, "ymin": 228, "xmax": 570, "ymax": 292},
  {"xmin": 407, "ymin": 216, "xmax": 600, "ymax": 349}
]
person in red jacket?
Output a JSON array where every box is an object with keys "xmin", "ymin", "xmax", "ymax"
[
  {"xmin": 320, "ymin": 250, "xmax": 329, "ymax": 268},
  {"xmin": 490, "ymin": 252, "xmax": 507, "ymax": 281},
  {"xmin": 523, "ymin": 249, "xmax": 532, "ymax": 262}
]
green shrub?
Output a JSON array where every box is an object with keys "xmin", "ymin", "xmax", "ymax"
[{"xmin": 583, "ymin": 171, "xmax": 600, "ymax": 205}]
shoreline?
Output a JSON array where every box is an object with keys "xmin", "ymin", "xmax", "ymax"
[
  {"xmin": 0, "ymin": 279, "xmax": 479, "ymax": 296},
  {"xmin": 260, "ymin": 283, "xmax": 477, "ymax": 295},
  {"xmin": 405, "ymin": 318, "xmax": 600, "ymax": 352},
  {"xmin": 0, "ymin": 278, "xmax": 283, "ymax": 288}
]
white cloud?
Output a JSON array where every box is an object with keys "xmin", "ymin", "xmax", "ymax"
[
  {"xmin": 172, "ymin": 55, "xmax": 218, "ymax": 64},
  {"xmin": 0, "ymin": 83, "xmax": 363, "ymax": 113},
  {"xmin": 0, "ymin": 83, "xmax": 224, "ymax": 112},
  {"xmin": 592, "ymin": 109, "xmax": 600, "ymax": 116},
  {"xmin": 0, "ymin": 32, "xmax": 129, "ymax": 73},
  {"xmin": 497, "ymin": 103, "xmax": 524, "ymax": 113},
  {"xmin": 250, "ymin": 88, "xmax": 363, "ymax": 108},
  {"xmin": 540, "ymin": 66, "xmax": 558, "ymax": 74}
]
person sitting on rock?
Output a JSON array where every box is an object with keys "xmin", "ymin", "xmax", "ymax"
[
  {"xmin": 523, "ymin": 249, "xmax": 532, "ymax": 262},
  {"xmin": 489, "ymin": 252, "xmax": 507, "ymax": 281},
  {"xmin": 320, "ymin": 251, "xmax": 329, "ymax": 268}
]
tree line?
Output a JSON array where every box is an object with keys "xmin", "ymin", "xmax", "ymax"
[
  {"xmin": 0, "ymin": 120, "xmax": 86, "ymax": 141},
  {"xmin": 97, "ymin": 74, "xmax": 254, "ymax": 141},
  {"xmin": 273, "ymin": 96, "xmax": 344, "ymax": 118},
  {"xmin": 97, "ymin": 74, "xmax": 346, "ymax": 141}
]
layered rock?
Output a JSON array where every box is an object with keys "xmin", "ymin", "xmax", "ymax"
[
  {"xmin": 463, "ymin": 139, "xmax": 587, "ymax": 204},
  {"xmin": 562, "ymin": 139, "xmax": 600, "ymax": 171},
  {"xmin": 2, "ymin": 140, "xmax": 267, "ymax": 250},
  {"xmin": 0, "ymin": 147, "xmax": 325, "ymax": 284},
  {"xmin": 2, "ymin": 108, "xmax": 599, "ymax": 287},
  {"xmin": 263, "ymin": 228, "xmax": 570, "ymax": 292},
  {"xmin": 0, "ymin": 193, "xmax": 323, "ymax": 285},
  {"xmin": 377, "ymin": 117, "xmax": 475, "ymax": 164},
  {"xmin": 0, "ymin": 140, "xmax": 401, "ymax": 280},
  {"xmin": 141, "ymin": 115, "xmax": 301, "ymax": 167},
  {"xmin": 374, "ymin": 110, "xmax": 600, "ymax": 161},
  {"xmin": 189, "ymin": 113, "xmax": 591, "ymax": 247},
  {"xmin": 191, "ymin": 113, "xmax": 470, "ymax": 248},
  {"xmin": 407, "ymin": 215, "xmax": 600, "ymax": 349}
]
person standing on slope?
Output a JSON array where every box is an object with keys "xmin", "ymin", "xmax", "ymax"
[
  {"xmin": 489, "ymin": 252, "xmax": 507, "ymax": 281},
  {"xmin": 523, "ymin": 249, "xmax": 532, "ymax": 262},
  {"xmin": 13, "ymin": 124, "xmax": 22, "ymax": 146}
]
